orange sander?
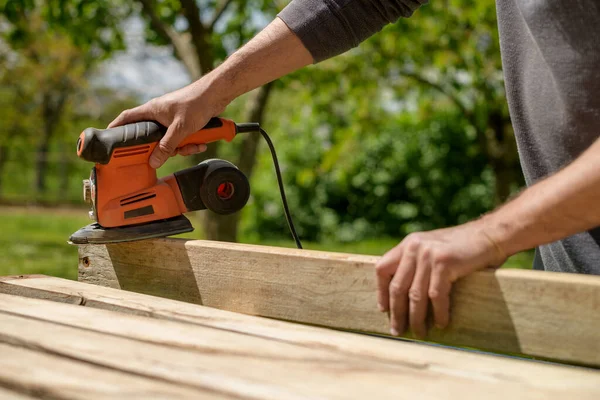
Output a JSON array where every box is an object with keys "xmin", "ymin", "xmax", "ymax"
[{"xmin": 69, "ymin": 118, "xmax": 302, "ymax": 247}]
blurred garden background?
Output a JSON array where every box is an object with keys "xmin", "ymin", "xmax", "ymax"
[{"xmin": 0, "ymin": 0, "xmax": 533, "ymax": 280}]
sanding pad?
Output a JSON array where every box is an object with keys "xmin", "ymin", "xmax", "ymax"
[{"xmin": 69, "ymin": 215, "xmax": 194, "ymax": 245}]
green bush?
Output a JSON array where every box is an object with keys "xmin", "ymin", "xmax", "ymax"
[{"xmin": 247, "ymin": 109, "xmax": 495, "ymax": 242}]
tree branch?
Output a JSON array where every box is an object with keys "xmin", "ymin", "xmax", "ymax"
[
  {"xmin": 209, "ymin": 0, "xmax": 235, "ymax": 31},
  {"xmin": 399, "ymin": 70, "xmax": 504, "ymax": 167},
  {"xmin": 236, "ymin": 82, "xmax": 275, "ymax": 179},
  {"xmin": 137, "ymin": 0, "xmax": 201, "ymax": 79},
  {"xmin": 398, "ymin": 70, "xmax": 472, "ymax": 119},
  {"xmin": 179, "ymin": 0, "xmax": 214, "ymax": 74}
]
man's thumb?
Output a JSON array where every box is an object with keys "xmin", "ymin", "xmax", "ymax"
[
  {"xmin": 108, "ymin": 104, "xmax": 152, "ymax": 128},
  {"xmin": 149, "ymin": 123, "xmax": 180, "ymax": 169}
]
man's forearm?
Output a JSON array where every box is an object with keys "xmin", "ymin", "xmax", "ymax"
[
  {"xmin": 484, "ymin": 137, "xmax": 600, "ymax": 257},
  {"xmin": 199, "ymin": 18, "xmax": 313, "ymax": 110}
]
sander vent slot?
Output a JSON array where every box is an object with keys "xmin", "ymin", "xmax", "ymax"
[
  {"xmin": 124, "ymin": 205, "xmax": 155, "ymax": 219},
  {"xmin": 120, "ymin": 192, "xmax": 156, "ymax": 206},
  {"xmin": 114, "ymin": 145, "xmax": 151, "ymax": 158}
]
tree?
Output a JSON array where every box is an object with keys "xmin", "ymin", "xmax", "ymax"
[
  {"xmin": 288, "ymin": 0, "xmax": 518, "ymax": 204},
  {"xmin": 1, "ymin": 0, "xmax": 280, "ymax": 241},
  {"xmin": 0, "ymin": 54, "xmax": 36, "ymax": 194},
  {"xmin": 245, "ymin": 0, "xmax": 522, "ymax": 241},
  {"xmin": 134, "ymin": 0, "xmax": 281, "ymax": 241},
  {"xmin": 364, "ymin": 0, "xmax": 520, "ymax": 203},
  {"xmin": 0, "ymin": 0, "xmax": 128, "ymax": 195}
]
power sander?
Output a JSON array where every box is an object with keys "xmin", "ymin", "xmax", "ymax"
[{"xmin": 69, "ymin": 118, "xmax": 302, "ymax": 248}]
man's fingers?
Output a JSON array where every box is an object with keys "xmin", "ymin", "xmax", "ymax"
[
  {"xmin": 429, "ymin": 265, "xmax": 452, "ymax": 329},
  {"xmin": 375, "ymin": 245, "xmax": 403, "ymax": 312},
  {"xmin": 177, "ymin": 143, "xmax": 208, "ymax": 156},
  {"xmin": 408, "ymin": 251, "xmax": 431, "ymax": 339},
  {"xmin": 389, "ymin": 246, "xmax": 417, "ymax": 336},
  {"xmin": 108, "ymin": 104, "xmax": 154, "ymax": 128},
  {"xmin": 149, "ymin": 122, "xmax": 184, "ymax": 169}
]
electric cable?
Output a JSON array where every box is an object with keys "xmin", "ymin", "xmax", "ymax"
[
  {"xmin": 235, "ymin": 123, "xmax": 303, "ymax": 249},
  {"xmin": 260, "ymin": 128, "xmax": 303, "ymax": 249}
]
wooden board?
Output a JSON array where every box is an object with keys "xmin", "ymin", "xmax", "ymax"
[
  {"xmin": 77, "ymin": 238, "xmax": 600, "ymax": 366},
  {"xmin": 0, "ymin": 387, "xmax": 36, "ymax": 400},
  {"xmin": 1, "ymin": 275, "xmax": 599, "ymax": 399},
  {"xmin": 3, "ymin": 293, "xmax": 584, "ymax": 400},
  {"xmin": 0, "ymin": 343, "xmax": 225, "ymax": 399}
]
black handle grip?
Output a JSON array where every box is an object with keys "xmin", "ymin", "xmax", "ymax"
[
  {"xmin": 77, "ymin": 118, "xmax": 224, "ymax": 164},
  {"xmin": 77, "ymin": 121, "xmax": 165, "ymax": 164}
]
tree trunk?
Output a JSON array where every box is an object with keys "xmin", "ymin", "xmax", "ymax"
[
  {"xmin": 201, "ymin": 84, "xmax": 274, "ymax": 242},
  {"xmin": 58, "ymin": 142, "xmax": 70, "ymax": 199},
  {"xmin": 0, "ymin": 144, "xmax": 9, "ymax": 196},
  {"xmin": 492, "ymin": 160, "xmax": 513, "ymax": 204},
  {"xmin": 472, "ymin": 105, "xmax": 521, "ymax": 206},
  {"xmin": 34, "ymin": 127, "xmax": 51, "ymax": 196},
  {"xmin": 138, "ymin": 0, "xmax": 275, "ymax": 242},
  {"xmin": 236, "ymin": 82, "xmax": 274, "ymax": 178},
  {"xmin": 35, "ymin": 91, "xmax": 69, "ymax": 197}
]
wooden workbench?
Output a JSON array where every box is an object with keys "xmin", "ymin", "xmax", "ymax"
[{"xmin": 0, "ymin": 275, "xmax": 599, "ymax": 399}]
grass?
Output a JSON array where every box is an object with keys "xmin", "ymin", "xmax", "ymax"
[
  {"xmin": 0, "ymin": 206, "xmax": 532, "ymax": 280},
  {"xmin": 0, "ymin": 207, "xmax": 88, "ymax": 280}
]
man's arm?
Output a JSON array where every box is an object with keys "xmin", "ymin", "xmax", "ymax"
[
  {"xmin": 484, "ymin": 138, "xmax": 600, "ymax": 256},
  {"xmin": 376, "ymin": 136, "xmax": 600, "ymax": 338},
  {"xmin": 109, "ymin": 18, "xmax": 312, "ymax": 168},
  {"xmin": 109, "ymin": 0, "xmax": 427, "ymax": 168}
]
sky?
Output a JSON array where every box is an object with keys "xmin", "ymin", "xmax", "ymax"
[
  {"xmin": 94, "ymin": 10, "xmax": 271, "ymax": 102},
  {"xmin": 94, "ymin": 17, "xmax": 190, "ymax": 102}
]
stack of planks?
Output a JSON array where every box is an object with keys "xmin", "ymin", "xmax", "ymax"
[{"xmin": 0, "ymin": 275, "xmax": 599, "ymax": 399}]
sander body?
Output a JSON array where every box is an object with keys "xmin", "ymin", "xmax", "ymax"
[{"xmin": 69, "ymin": 118, "xmax": 252, "ymax": 244}]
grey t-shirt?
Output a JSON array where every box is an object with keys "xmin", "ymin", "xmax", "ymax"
[{"xmin": 279, "ymin": 0, "xmax": 600, "ymax": 274}]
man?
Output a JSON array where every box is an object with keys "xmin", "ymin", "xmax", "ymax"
[{"xmin": 109, "ymin": 0, "xmax": 600, "ymax": 338}]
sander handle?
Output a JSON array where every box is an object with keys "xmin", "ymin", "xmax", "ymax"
[{"xmin": 77, "ymin": 117, "xmax": 237, "ymax": 164}]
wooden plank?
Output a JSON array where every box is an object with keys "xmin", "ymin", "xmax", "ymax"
[
  {"xmin": 0, "ymin": 342, "xmax": 224, "ymax": 399},
  {"xmin": 1, "ymin": 277, "xmax": 599, "ymax": 395},
  {"xmin": 0, "ymin": 387, "xmax": 37, "ymax": 399},
  {"xmin": 0, "ymin": 308, "xmax": 384, "ymax": 400},
  {"xmin": 0, "ymin": 293, "xmax": 598, "ymax": 399},
  {"xmin": 76, "ymin": 238, "xmax": 600, "ymax": 366}
]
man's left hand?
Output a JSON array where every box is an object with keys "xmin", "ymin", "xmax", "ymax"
[{"xmin": 375, "ymin": 219, "xmax": 506, "ymax": 338}]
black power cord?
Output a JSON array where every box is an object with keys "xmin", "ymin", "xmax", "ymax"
[
  {"xmin": 235, "ymin": 123, "xmax": 302, "ymax": 249},
  {"xmin": 259, "ymin": 128, "xmax": 303, "ymax": 249}
]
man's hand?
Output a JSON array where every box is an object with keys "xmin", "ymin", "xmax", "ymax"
[
  {"xmin": 108, "ymin": 79, "xmax": 225, "ymax": 169},
  {"xmin": 375, "ymin": 219, "xmax": 506, "ymax": 338},
  {"xmin": 108, "ymin": 18, "xmax": 312, "ymax": 169},
  {"xmin": 376, "ymin": 135, "xmax": 600, "ymax": 339}
]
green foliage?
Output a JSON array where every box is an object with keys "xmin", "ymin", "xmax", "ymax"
[
  {"xmin": 1, "ymin": 0, "xmax": 128, "ymax": 57},
  {"xmin": 241, "ymin": 0, "xmax": 522, "ymax": 243},
  {"xmin": 248, "ymin": 100, "xmax": 494, "ymax": 242},
  {"xmin": 0, "ymin": 0, "xmax": 136, "ymax": 198},
  {"xmin": 139, "ymin": 0, "xmax": 280, "ymax": 68},
  {"xmin": 0, "ymin": 0, "xmax": 526, "ymax": 257},
  {"xmin": 211, "ymin": 0, "xmax": 280, "ymax": 58},
  {"xmin": 0, "ymin": 84, "xmax": 140, "ymax": 203}
]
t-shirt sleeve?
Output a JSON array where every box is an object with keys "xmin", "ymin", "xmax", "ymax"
[{"xmin": 278, "ymin": 0, "xmax": 427, "ymax": 63}]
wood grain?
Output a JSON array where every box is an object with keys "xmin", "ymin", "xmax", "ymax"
[
  {"xmin": 1, "ymin": 275, "xmax": 599, "ymax": 395},
  {"xmin": 0, "ymin": 387, "xmax": 36, "ymax": 399},
  {"xmin": 76, "ymin": 238, "xmax": 600, "ymax": 366},
  {"xmin": 0, "ymin": 292, "xmax": 598, "ymax": 399},
  {"xmin": 0, "ymin": 342, "xmax": 225, "ymax": 399}
]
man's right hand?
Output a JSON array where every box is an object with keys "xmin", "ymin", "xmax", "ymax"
[
  {"xmin": 108, "ymin": 78, "xmax": 226, "ymax": 169},
  {"xmin": 108, "ymin": 17, "xmax": 313, "ymax": 169}
]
